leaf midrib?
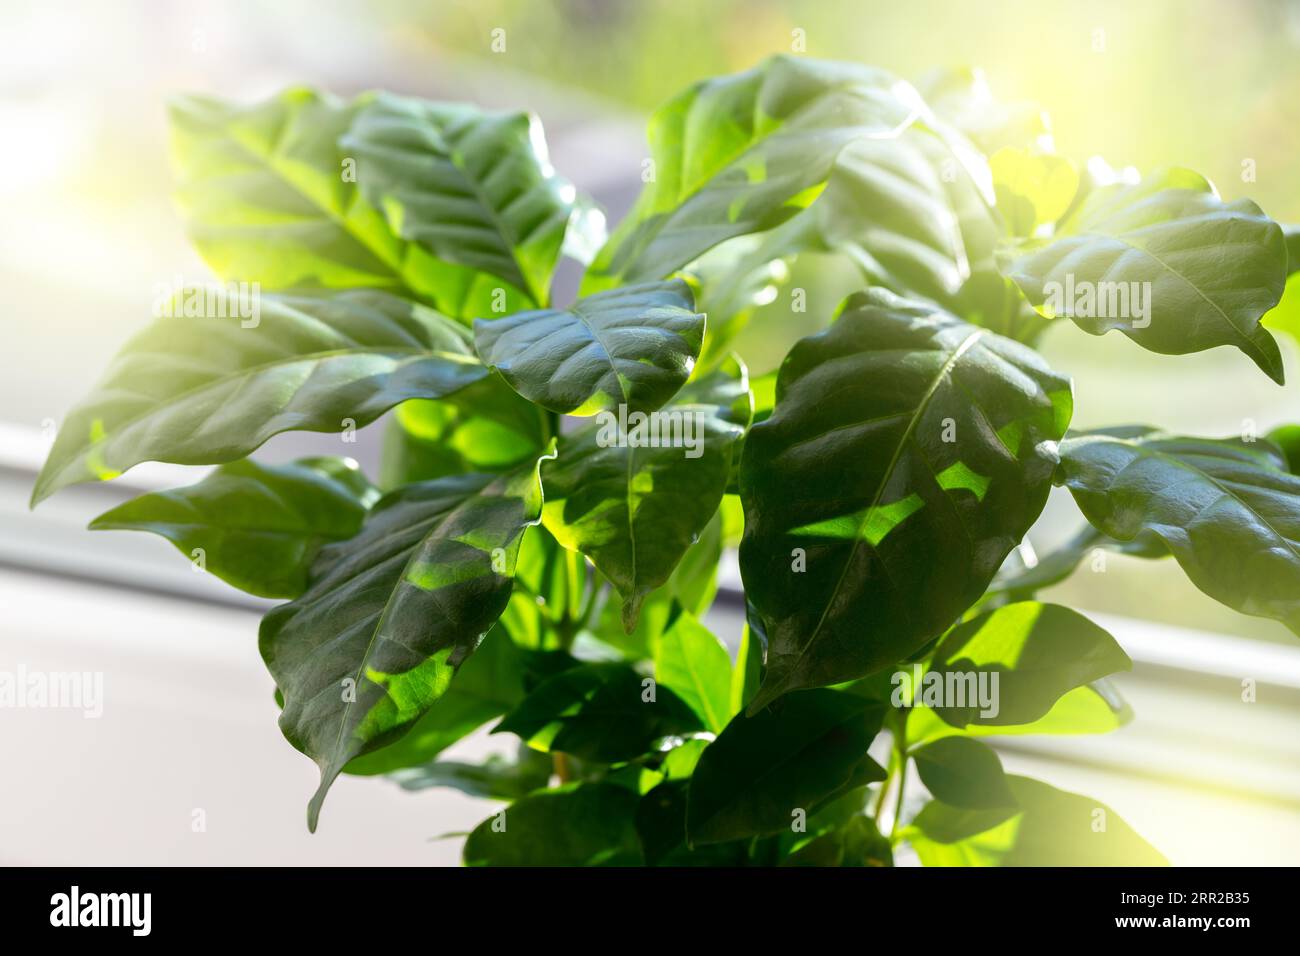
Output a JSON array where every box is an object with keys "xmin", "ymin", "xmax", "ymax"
[{"xmin": 774, "ymin": 328, "xmax": 985, "ymax": 692}]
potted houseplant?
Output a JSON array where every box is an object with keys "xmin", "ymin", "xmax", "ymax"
[{"xmin": 34, "ymin": 55, "xmax": 1300, "ymax": 866}]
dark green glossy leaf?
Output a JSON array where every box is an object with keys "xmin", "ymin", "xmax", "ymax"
[
  {"xmin": 924, "ymin": 602, "xmax": 1130, "ymax": 728},
  {"xmin": 1006, "ymin": 169, "xmax": 1288, "ymax": 383},
  {"xmin": 542, "ymin": 358, "xmax": 751, "ymax": 628},
  {"xmin": 341, "ymin": 94, "xmax": 580, "ymax": 308},
  {"xmin": 389, "ymin": 745, "xmax": 553, "ymax": 800},
  {"xmin": 463, "ymin": 782, "xmax": 643, "ymax": 866},
  {"xmin": 473, "ymin": 279, "xmax": 705, "ymax": 416},
  {"xmin": 912, "ymin": 736, "xmax": 1017, "ymax": 809},
  {"xmin": 1059, "ymin": 428, "xmax": 1300, "ymax": 634},
  {"xmin": 905, "ymin": 775, "xmax": 1167, "ymax": 866},
  {"xmin": 635, "ymin": 780, "xmax": 750, "ymax": 866},
  {"xmin": 783, "ymin": 814, "xmax": 893, "ymax": 867},
  {"xmin": 33, "ymin": 289, "xmax": 484, "ymax": 504},
  {"xmin": 686, "ymin": 689, "xmax": 886, "ymax": 845},
  {"xmin": 583, "ymin": 55, "xmax": 920, "ymax": 290},
  {"xmin": 260, "ymin": 452, "xmax": 551, "ymax": 830},
  {"xmin": 494, "ymin": 662, "xmax": 702, "ymax": 763},
  {"xmin": 89, "ymin": 457, "xmax": 376, "ymax": 598},
  {"xmin": 341, "ymin": 625, "xmax": 526, "ymax": 776},
  {"xmin": 654, "ymin": 610, "xmax": 733, "ymax": 733},
  {"xmin": 739, "ymin": 290, "xmax": 1072, "ymax": 709}
]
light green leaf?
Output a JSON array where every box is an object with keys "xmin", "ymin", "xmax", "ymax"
[
  {"xmin": 654, "ymin": 610, "xmax": 733, "ymax": 733},
  {"xmin": 473, "ymin": 279, "xmax": 705, "ymax": 416},
  {"xmin": 583, "ymin": 55, "xmax": 921, "ymax": 290},
  {"xmin": 729, "ymin": 618, "xmax": 766, "ymax": 716},
  {"xmin": 989, "ymin": 147, "xmax": 1079, "ymax": 236},
  {"xmin": 905, "ymin": 775, "xmax": 1167, "ymax": 866},
  {"xmin": 33, "ymin": 289, "xmax": 485, "ymax": 504},
  {"xmin": 739, "ymin": 290, "xmax": 1072, "ymax": 709},
  {"xmin": 686, "ymin": 689, "xmax": 886, "ymax": 845},
  {"xmin": 907, "ymin": 678, "xmax": 1132, "ymax": 747},
  {"xmin": 90, "ymin": 457, "xmax": 375, "ymax": 599},
  {"xmin": 379, "ymin": 375, "xmax": 547, "ymax": 489},
  {"xmin": 1059, "ymin": 427, "xmax": 1300, "ymax": 634},
  {"xmin": 463, "ymin": 782, "xmax": 643, "ymax": 866},
  {"xmin": 542, "ymin": 357, "xmax": 751, "ymax": 628},
  {"xmin": 1006, "ymin": 169, "xmax": 1288, "ymax": 383},
  {"xmin": 915, "ymin": 67, "xmax": 1050, "ymax": 155},
  {"xmin": 259, "ymin": 450, "xmax": 551, "ymax": 831}
]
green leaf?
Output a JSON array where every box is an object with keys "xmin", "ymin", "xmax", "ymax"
[
  {"xmin": 812, "ymin": 125, "xmax": 997, "ymax": 309},
  {"xmin": 583, "ymin": 55, "xmax": 920, "ymax": 291},
  {"xmin": 739, "ymin": 290, "xmax": 1072, "ymax": 709},
  {"xmin": 496, "ymin": 525, "xmax": 584, "ymax": 651},
  {"xmin": 686, "ymin": 689, "xmax": 886, "ymax": 845},
  {"xmin": 654, "ymin": 610, "xmax": 733, "ymax": 733},
  {"xmin": 463, "ymin": 782, "xmax": 643, "ymax": 866},
  {"xmin": 379, "ymin": 375, "xmax": 547, "ymax": 489},
  {"xmin": 989, "ymin": 147, "xmax": 1079, "ymax": 236},
  {"xmin": 169, "ymin": 91, "xmax": 443, "ymax": 309},
  {"xmin": 259, "ymin": 450, "xmax": 551, "ymax": 831},
  {"xmin": 169, "ymin": 89, "xmax": 568, "ymax": 319},
  {"xmin": 473, "ymin": 279, "xmax": 705, "ymax": 416},
  {"xmin": 591, "ymin": 505, "xmax": 727, "ymax": 660},
  {"xmin": 635, "ymin": 780, "xmax": 750, "ymax": 866},
  {"xmin": 389, "ymin": 745, "xmax": 553, "ymax": 800},
  {"xmin": 729, "ymin": 619, "xmax": 766, "ymax": 716},
  {"xmin": 911, "ymin": 737, "xmax": 1017, "ymax": 809},
  {"xmin": 907, "ymin": 679, "xmax": 1132, "ymax": 747},
  {"xmin": 341, "ymin": 625, "xmax": 526, "ymax": 776},
  {"xmin": 341, "ymin": 94, "xmax": 580, "ymax": 308},
  {"xmin": 89, "ymin": 457, "xmax": 376, "ymax": 598},
  {"xmin": 494, "ymin": 662, "xmax": 702, "ymax": 762},
  {"xmin": 987, "ymin": 525, "xmax": 1166, "ymax": 600},
  {"xmin": 923, "ymin": 602, "xmax": 1130, "ymax": 728},
  {"xmin": 905, "ymin": 775, "xmax": 1167, "ymax": 866},
  {"xmin": 1006, "ymin": 169, "xmax": 1288, "ymax": 384},
  {"xmin": 542, "ymin": 357, "xmax": 752, "ymax": 628},
  {"xmin": 782, "ymin": 815, "xmax": 893, "ymax": 867},
  {"xmin": 32, "ymin": 289, "xmax": 485, "ymax": 504},
  {"xmin": 687, "ymin": 236, "xmax": 790, "ymax": 371},
  {"xmin": 1059, "ymin": 428, "xmax": 1300, "ymax": 634},
  {"xmin": 915, "ymin": 67, "xmax": 1050, "ymax": 155}
]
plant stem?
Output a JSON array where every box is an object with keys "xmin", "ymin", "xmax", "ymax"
[{"xmin": 553, "ymin": 752, "xmax": 571, "ymax": 784}]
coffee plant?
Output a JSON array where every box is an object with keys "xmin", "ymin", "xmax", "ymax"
[{"xmin": 35, "ymin": 56, "xmax": 1300, "ymax": 866}]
